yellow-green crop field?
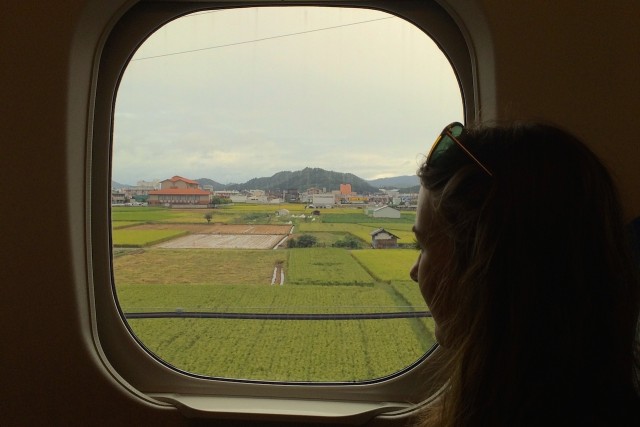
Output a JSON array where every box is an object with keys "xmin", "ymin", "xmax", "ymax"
[
  {"xmin": 112, "ymin": 203, "xmax": 432, "ymax": 382},
  {"xmin": 117, "ymin": 283, "xmax": 418, "ymax": 314},
  {"xmin": 297, "ymin": 222, "xmax": 415, "ymax": 243},
  {"xmin": 128, "ymin": 317, "xmax": 434, "ymax": 381},
  {"xmin": 111, "ymin": 229, "xmax": 189, "ymax": 247},
  {"xmin": 112, "ymin": 221, "xmax": 141, "ymax": 229},
  {"xmin": 352, "ymin": 249, "xmax": 418, "ymax": 282},
  {"xmin": 287, "ymin": 248, "xmax": 374, "ymax": 285}
]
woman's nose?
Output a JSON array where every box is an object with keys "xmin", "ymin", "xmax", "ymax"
[{"xmin": 410, "ymin": 255, "xmax": 419, "ymax": 282}]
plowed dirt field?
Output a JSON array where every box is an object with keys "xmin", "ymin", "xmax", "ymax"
[{"xmin": 156, "ymin": 234, "xmax": 287, "ymax": 249}]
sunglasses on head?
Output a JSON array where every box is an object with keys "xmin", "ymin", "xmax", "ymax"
[{"xmin": 427, "ymin": 122, "xmax": 493, "ymax": 176}]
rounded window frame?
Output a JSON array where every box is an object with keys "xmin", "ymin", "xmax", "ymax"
[{"xmin": 90, "ymin": 0, "xmax": 478, "ymax": 416}]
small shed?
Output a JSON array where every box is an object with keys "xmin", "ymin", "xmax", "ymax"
[{"xmin": 370, "ymin": 228, "xmax": 399, "ymax": 249}]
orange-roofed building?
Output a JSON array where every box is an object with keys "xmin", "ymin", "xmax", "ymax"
[
  {"xmin": 339, "ymin": 183, "xmax": 352, "ymax": 195},
  {"xmin": 148, "ymin": 176, "xmax": 210, "ymax": 206}
]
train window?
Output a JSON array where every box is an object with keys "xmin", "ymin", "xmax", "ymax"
[
  {"xmin": 111, "ymin": 6, "xmax": 461, "ymax": 383},
  {"xmin": 92, "ymin": 0, "xmax": 475, "ymax": 413}
]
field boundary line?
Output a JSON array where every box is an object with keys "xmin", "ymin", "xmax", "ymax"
[
  {"xmin": 349, "ymin": 251, "xmax": 383, "ymax": 282},
  {"xmin": 124, "ymin": 311, "xmax": 433, "ymax": 320}
]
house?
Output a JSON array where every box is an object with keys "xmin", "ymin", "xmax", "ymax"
[
  {"xmin": 370, "ymin": 228, "xmax": 399, "ymax": 249},
  {"xmin": 111, "ymin": 191, "xmax": 126, "ymax": 205},
  {"xmin": 372, "ymin": 205, "xmax": 401, "ymax": 219},
  {"xmin": 285, "ymin": 189, "xmax": 299, "ymax": 202},
  {"xmin": 147, "ymin": 175, "xmax": 210, "ymax": 206}
]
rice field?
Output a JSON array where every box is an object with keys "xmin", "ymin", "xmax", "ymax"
[
  {"xmin": 286, "ymin": 248, "xmax": 375, "ymax": 286},
  {"xmin": 127, "ymin": 316, "xmax": 435, "ymax": 381},
  {"xmin": 351, "ymin": 249, "xmax": 418, "ymax": 282},
  {"xmin": 297, "ymin": 222, "xmax": 415, "ymax": 243},
  {"xmin": 111, "ymin": 203, "xmax": 431, "ymax": 382},
  {"xmin": 118, "ymin": 283, "xmax": 410, "ymax": 314},
  {"xmin": 112, "ymin": 229, "xmax": 189, "ymax": 247}
]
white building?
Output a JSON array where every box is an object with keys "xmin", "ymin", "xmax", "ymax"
[
  {"xmin": 136, "ymin": 179, "xmax": 161, "ymax": 190},
  {"xmin": 230, "ymin": 195, "xmax": 247, "ymax": 203},
  {"xmin": 312, "ymin": 193, "xmax": 335, "ymax": 207},
  {"xmin": 247, "ymin": 195, "xmax": 268, "ymax": 203},
  {"xmin": 372, "ymin": 205, "xmax": 401, "ymax": 219}
]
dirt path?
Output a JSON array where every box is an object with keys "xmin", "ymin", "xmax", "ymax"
[{"xmin": 271, "ymin": 262, "xmax": 284, "ymax": 286}]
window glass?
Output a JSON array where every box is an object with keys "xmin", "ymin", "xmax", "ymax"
[{"xmin": 112, "ymin": 6, "xmax": 462, "ymax": 382}]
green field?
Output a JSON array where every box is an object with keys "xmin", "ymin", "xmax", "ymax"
[
  {"xmin": 112, "ymin": 221, "xmax": 141, "ymax": 229},
  {"xmin": 118, "ymin": 283, "xmax": 414, "ymax": 314},
  {"xmin": 321, "ymin": 212, "xmax": 415, "ymax": 224},
  {"xmin": 112, "ymin": 229, "xmax": 189, "ymax": 247},
  {"xmin": 287, "ymin": 248, "xmax": 374, "ymax": 285},
  {"xmin": 112, "ymin": 206, "xmax": 183, "ymax": 222},
  {"xmin": 351, "ymin": 249, "xmax": 418, "ymax": 282},
  {"xmin": 297, "ymin": 222, "xmax": 414, "ymax": 243},
  {"xmin": 112, "ymin": 203, "xmax": 432, "ymax": 382},
  {"xmin": 127, "ymin": 317, "xmax": 434, "ymax": 381}
]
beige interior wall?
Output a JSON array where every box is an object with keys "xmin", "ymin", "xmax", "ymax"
[
  {"xmin": 453, "ymin": 0, "xmax": 640, "ymax": 219},
  {"xmin": 1, "ymin": 1, "xmax": 638, "ymax": 425}
]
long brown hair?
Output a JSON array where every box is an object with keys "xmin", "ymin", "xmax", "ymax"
[{"xmin": 416, "ymin": 122, "xmax": 640, "ymax": 426}]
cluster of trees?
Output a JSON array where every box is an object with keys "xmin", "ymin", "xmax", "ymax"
[
  {"xmin": 287, "ymin": 234, "xmax": 317, "ymax": 248},
  {"xmin": 332, "ymin": 235, "xmax": 362, "ymax": 249},
  {"xmin": 287, "ymin": 234, "xmax": 364, "ymax": 249},
  {"xmin": 211, "ymin": 197, "xmax": 231, "ymax": 205}
]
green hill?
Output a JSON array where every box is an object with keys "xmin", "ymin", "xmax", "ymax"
[{"xmin": 224, "ymin": 167, "xmax": 378, "ymax": 194}]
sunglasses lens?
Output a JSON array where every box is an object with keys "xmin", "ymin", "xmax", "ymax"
[
  {"xmin": 449, "ymin": 124, "xmax": 463, "ymax": 138},
  {"xmin": 427, "ymin": 122, "xmax": 492, "ymax": 176},
  {"xmin": 429, "ymin": 134, "xmax": 455, "ymax": 166}
]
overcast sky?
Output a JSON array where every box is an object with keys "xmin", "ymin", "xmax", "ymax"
[{"xmin": 113, "ymin": 6, "xmax": 463, "ymax": 185}]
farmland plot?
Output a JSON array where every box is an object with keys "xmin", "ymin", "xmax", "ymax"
[
  {"xmin": 157, "ymin": 233, "xmax": 285, "ymax": 249},
  {"xmin": 114, "ymin": 249, "xmax": 285, "ymax": 285},
  {"xmin": 118, "ymin": 283, "xmax": 405, "ymax": 313},
  {"xmin": 126, "ymin": 316, "xmax": 435, "ymax": 382},
  {"xmin": 129, "ymin": 223, "xmax": 292, "ymax": 235},
  {"xmin": 287, "ymin": 248, "xmax": 374, "ymax": 285},
  {"xmin": 112, "ymin": 229, "xmax": 189, "ymax": 247},
  {"xmin": 111, "ymin": 206, "xmax": 435, "ymax": 383},
  {"xmin": 351, "ymin": 249, "xmax": 418, "ymax": 282}
]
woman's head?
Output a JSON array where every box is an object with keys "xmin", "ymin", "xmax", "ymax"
[{"xmin": 412, "ymin": 121, "xmax": 639, "ymax": 424}]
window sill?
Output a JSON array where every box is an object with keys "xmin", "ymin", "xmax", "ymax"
[{"xmin": 152, "ymin": 394, "xmax": 410, "ymax": 424}]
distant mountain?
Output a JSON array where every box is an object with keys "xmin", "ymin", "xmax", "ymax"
[
  {"xmin": 111, "ymin": 180, "xmax": 130, "ymax": 189},
  {"xmin": 117, "ymin": 171, "xmax": 419, "ymax": 193},
  {"xmin": 196, "ymin": 178, "xmax": 225, "ymax": 190},
  {"xmin": 224, "ymin": 167, "xmax": 378, "ymax": 194},
  {"xmin": 366, "ymin": 175, "xmax": 419, "ymax": 189},
  {"xmin": 401, "ymin": 185, "xmax": 421, "ymax": 194}
]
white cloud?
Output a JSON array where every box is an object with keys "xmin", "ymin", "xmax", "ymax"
[{"xmin": 112, "ymin": 6, "xmax": 463, "ymax": 185}]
